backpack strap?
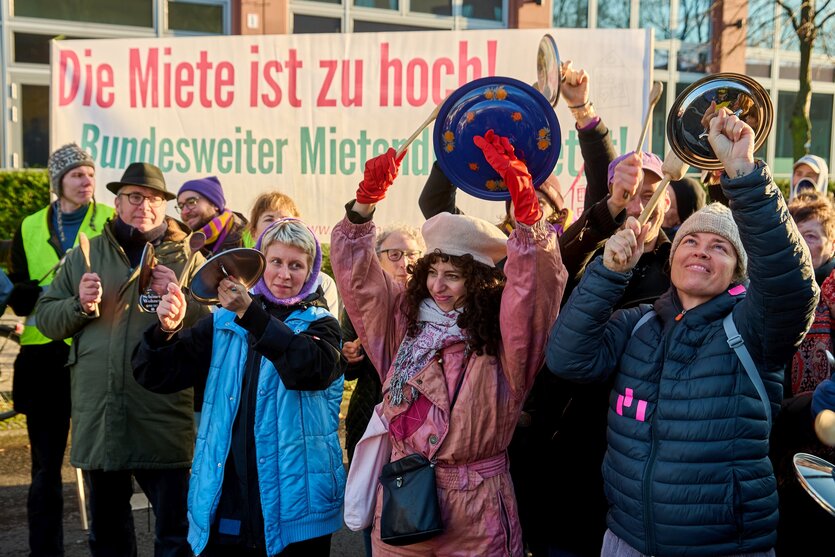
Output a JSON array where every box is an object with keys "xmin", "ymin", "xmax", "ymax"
[
  {"xmin": 631, "ymin": 310, "xmax": 656, "ymax": 336},
  {"xmin": 723, "ymin": 312, "xmax": 772, "ymax": 428}
]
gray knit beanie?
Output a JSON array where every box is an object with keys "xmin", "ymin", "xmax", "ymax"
[
  {"xmin": 669, "ymin": 202, "xmax": 747, "ymax": 282},
  {"xmin": 47, "ymin": 143, "xmax": 94, "ymax": 195}
]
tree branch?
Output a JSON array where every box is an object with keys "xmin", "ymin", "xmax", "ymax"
[
  {"xmin": 775, "ymin": 0, "xmax": 801, "ymax": 31},
  {"xmin": 818, "ymin": 8, "xmax": 835, "ymax": 28}
]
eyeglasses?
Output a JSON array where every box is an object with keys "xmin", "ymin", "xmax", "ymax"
[
  {"xmin": 176, "ymin": 197, "xmax": 201, "ymax": 213},
  {"xmin": 379, "ymin": 249, "xmax": 422, "ymax": 262},
  {"xmin": 118, "ymin": 192, "xmax": 166, "ymax": 208}
]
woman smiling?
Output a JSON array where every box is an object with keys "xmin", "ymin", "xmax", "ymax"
[{"xmin": 546, "ymin": 110, "xmax": 818, "ymax": 556}]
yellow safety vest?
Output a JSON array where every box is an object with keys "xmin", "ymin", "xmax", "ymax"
[{"xmin": 19, "ymin": 203, "xmax": 114, "ymax": 345}]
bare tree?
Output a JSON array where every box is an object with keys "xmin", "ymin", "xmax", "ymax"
[{"xmin": 775, "ymin": 0, "xmax": 835, "ymax": 159}]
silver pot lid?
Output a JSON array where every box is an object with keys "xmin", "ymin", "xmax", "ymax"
[{"xmin": 188, "ymin": 248, "xmax": 266, "ymax": 304}]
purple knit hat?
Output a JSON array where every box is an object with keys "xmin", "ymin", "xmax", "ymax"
[
  {"xmin": 607, "ymin": 151, "xmax": 664, "ymax": 186},
  {"xmin": 253, "ymin": 217, "xmax": 322, "ymax": 306},
  {"xmin": 178, "ymin": 176, "xmax": 225, "ymax": 210}
]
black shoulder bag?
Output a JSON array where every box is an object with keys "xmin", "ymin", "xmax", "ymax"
[{"xmin": 378, "ymin": 355, "xmax": 468, "ymax": 546}]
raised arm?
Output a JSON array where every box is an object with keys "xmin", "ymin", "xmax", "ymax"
[
  {"xmin": 706, "ymin": 112, "xmax": 818, "ymax": 374},
  {"xmin": 547, "ymin": 217, "xmax": 650, "ymax": 382},
  {"xmin": 561, "ymin": 61, "xmax": 618, "ymax": 210},
  {"xmin": 473, "ymin": 130, "xmax": 567, "ymax": 396},
  {"xmin": 237, "ymin": 303, "xmax": 342, "ymax": 390},
  {"xmin": 331, "ymin": 148, "xmax": 409, "ymax": 381}
]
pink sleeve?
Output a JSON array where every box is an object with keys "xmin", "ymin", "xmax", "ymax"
[
  {"xmin": 330, "ymin": 216, "xmax": 407, "ymax": 383},
  {"xmin": 499, "ymin": 219, "xmax": 566, "ymax": 398}
]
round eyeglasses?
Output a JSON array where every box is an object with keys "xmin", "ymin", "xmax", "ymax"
[
  {"xmin": 378, "ymin": 249, "xmax": 422, "ymax": 262},
  {"xmin": 176, "ymin": 196, "xmax": 201, "ymax": 213},
  {"xmin": 118, "ymin": 192, "xmax": 166, "ymax": 209}
]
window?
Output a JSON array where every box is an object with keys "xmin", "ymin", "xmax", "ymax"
[
  {"xmin": 169, "ymin": 1, "xmax": 224, "ymax": 34},
  {"xmin": 14, "ymin": 33, "xmax": 64, "ymax": 64},
  {"xmin": 639, "ymin": 0, "xmax": 672, "ymax": 40},
  {"xmin": 650, "ymin": 87, "xmax": 668, "ymax": 158},
  {"xmin": 676, "ymin": 0, "xmax": 711, "ymax": 44},
  {"xmin": 775, "ymin": 91, "xmax": 833, "ymax": 173},
  {"xmin": 303, "ymin": 0, "xmax": 341, "ymax": 4},
  {"xmin": 654, "ymin": 49, "xmax": 669, "ymax": 70},
  {"xmin": 553, "ymin": 0, "xmax": 587, "ymax": 27},
  {"xmin": 293, "ymin": 14, "xmax": 342, "ymax": 33},
  {"xmin": 462, "ymin": 0, "xmax": 502, "ymax": 21},
  {"xmin": 353, "ymin": 20, "xmax": 427, "ymax": 32},
  {"xmin": 15, "ymin": 0, "xmax": 153, "ymax": 27},
  {"xmin": 411, "ymin": 0, "xmax": 451, "ymax": 16},
  {"xmin": 22, "ymin": 85, "xmax": 49, "ymax": 168},
  {"xmin": 746, "ymin": 0, "xmax": 774, "ymax": 48},
  {"xmin": 354, "ymin": 0, "xmax": 399, "ymax": 8},
  {"xmin": 598, "ymin": 0, "xmax": 630, "ymax": 28}
]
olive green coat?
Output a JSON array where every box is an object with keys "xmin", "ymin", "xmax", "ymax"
[{"xmin": 37, "ymin": 217, "xmax": 209, "ymax": 471}]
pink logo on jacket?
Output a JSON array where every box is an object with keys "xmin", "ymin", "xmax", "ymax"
[{"xmin": 616, "ymin": 387, "xmax": 648, "ymax": 422}]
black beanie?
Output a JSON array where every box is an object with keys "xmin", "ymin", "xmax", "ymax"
[{"xmin": 670, "ymin": 177, "xmax": 706, "ymax": 222}]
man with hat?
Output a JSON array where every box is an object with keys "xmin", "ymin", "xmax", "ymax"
[
  {"xmin": 36, "ymin": 162, "xmax": 209, "ymax": 557},
  {"xmin": 176, "ymin": 175, "xmax": 247, "ymax": 256},
  {"xmin": 6, "ymin": 142, "xmax": 114, "ymax": 557},
  {"xmin": 790, "ymin": 154, "xmax": 830, "ymax": 200}
]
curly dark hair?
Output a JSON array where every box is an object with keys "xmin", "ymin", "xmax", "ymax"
[{"xmin": 402, "ymin": 251, "xmax": 505, "ymax": 356}]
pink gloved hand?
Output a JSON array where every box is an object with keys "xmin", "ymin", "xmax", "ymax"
[
  {"xmin": 355, "ymin": 148, "xmax": 406, "ymax": 205},
  {"xmin": 473, "ymin": 130, "xmax": 541, "ymax": 226}
]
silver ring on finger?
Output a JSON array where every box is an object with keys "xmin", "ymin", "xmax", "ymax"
[{"xmin": 230, "ymin": 286, "xmax": 237, "ymax": 292}]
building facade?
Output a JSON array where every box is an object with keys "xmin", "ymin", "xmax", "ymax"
[{"xmin": 1, "ymin": 0, "xmax": 832, "ymax": 178}]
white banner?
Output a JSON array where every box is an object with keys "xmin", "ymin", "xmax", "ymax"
[{"xmin": 51, "ymin": 28, "xmax": 652, "ymax": 239}]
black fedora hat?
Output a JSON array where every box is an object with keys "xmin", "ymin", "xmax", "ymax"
[{"xmin": 106, "ymin": 163, "xmax": 175, "ymax": 200}]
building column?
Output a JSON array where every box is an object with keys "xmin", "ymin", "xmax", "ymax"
[
  {"xmin": 710, "ymin": 0, "xmax": 747, "ymax": 73},
  {"xmin": 509, "ymin": 0, "xmax": 553, "ymax": 29},
  {"xmin": 233, "ymin": 0, "xmax": 289, "ymax": 35}
]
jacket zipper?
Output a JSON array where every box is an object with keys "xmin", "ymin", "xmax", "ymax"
[{"xmin": 641, "ymin": 315, "xmax": 679, "ymax": 556}]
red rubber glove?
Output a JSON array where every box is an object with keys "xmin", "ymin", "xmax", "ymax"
[
  {"xmin": 473, "ymin": 130, "xmax": 542, "ymax": 226},
  {"xmin": 356, "ymin": 148, "xmax": 406, "ymax": 205}
]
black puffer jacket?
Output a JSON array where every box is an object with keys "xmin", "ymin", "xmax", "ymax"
[{"xmin": 547, "ymin": 163, "xmax": 818, "ymax": 556}]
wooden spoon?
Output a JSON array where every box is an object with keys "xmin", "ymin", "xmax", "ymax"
[
  {"xmin": 623, "ymin": 81, "xmax": 665, "ymax": 199},
  {"xmin": 396, "ymin": 101, "xmax": 445, "ymax": 158},
  {"xmin": 637, "ymin": 150, "xmax": 690, "ymax": 226},
  {"xmin": 77, "ymin": 232, "xmax": 99, "ymax": 317}
]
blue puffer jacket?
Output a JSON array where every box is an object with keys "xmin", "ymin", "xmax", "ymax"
[
  {"xmin": 546, "ymin": 163, "xmax": 818, "ymax": 556},
  {"xmin": 188, "ymin": 306, "xmax": 346, "ymax": 556}
]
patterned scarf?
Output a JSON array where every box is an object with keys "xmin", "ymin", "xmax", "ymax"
[
  {"xmin": 792, "ymin": 270, "xmax": 835, "ymax": 395},
  {"xmin": 790, "ymin": 301, "xmax": 833, "ymax": 395},
  {"xmin": 389, "ymin": 299, "xmax": 467, "ymax": 406},
  {"xmin": 199, "ymin": 209, "xmax": 235, "ymax": 254}
]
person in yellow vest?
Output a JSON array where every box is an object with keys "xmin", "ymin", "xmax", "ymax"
[{"xmin": 6, "ymin": 142, "xmax": 114, "ymax": 557}]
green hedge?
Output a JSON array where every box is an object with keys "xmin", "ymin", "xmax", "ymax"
[{"xmin": 0, "ymin": 170, "xmax": 50, "ymax": 240}]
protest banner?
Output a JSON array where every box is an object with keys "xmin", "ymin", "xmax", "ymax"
[{"xmin": 51, "ymin": 28, "xmax": 652, "ymax": 237}]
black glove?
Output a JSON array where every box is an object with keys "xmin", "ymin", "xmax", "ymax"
[{"xmin": 8, "ymin": 280, "xmax": 42, "ymax": 316}]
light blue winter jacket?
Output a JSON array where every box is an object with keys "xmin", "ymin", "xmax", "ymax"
[{"xmin": 187, "ymin": 306, "xmax": 346, "ymax": 555}]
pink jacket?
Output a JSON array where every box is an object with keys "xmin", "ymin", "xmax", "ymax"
[{"xmin": 331, "ymin": 216, "xmax": 566, "ymax": 556}]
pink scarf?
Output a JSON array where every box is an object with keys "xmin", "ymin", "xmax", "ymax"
[{"xmin": 388, "ymin": 299, "xmax": 466, "ymax": 407}]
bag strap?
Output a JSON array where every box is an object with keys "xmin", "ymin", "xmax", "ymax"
[
  {"xmin": 632, "ymin": 309, "xmax": 772, "ymax": 428},
  {"xmin": 723, "ymin": 312, "xmax": 772, "ymax": 428},
  {"xmin": 631, "ymin": 310, "xmax": 656, "ymax": 336}
]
